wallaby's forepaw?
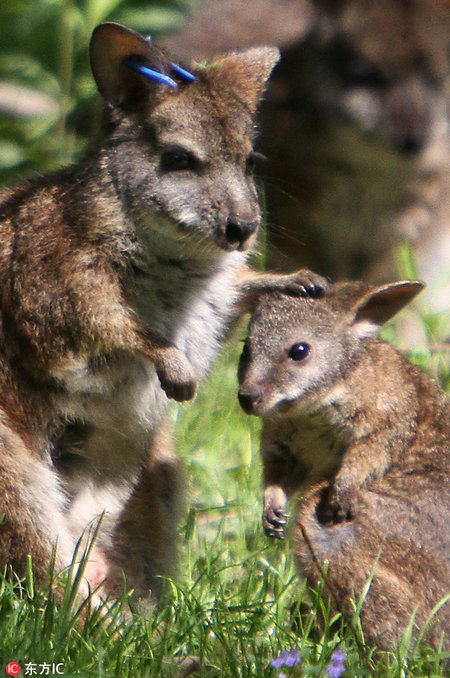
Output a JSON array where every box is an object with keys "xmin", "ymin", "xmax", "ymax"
[
  {"xmin": 316, "ymin": 484, "xmax": 355, "ymax": 526},
  {"xmin": 263, "ymin": 485, "xmax": 288, "ymax": 538},
  {"xmin": 154, "ymin": 348, "xmax": 197, "ymax": 402},
  {"xmin": 239, "ymin": 270, "xmax": 328, "ymax": 312},
  {"xmin": 283, "ymin": 269, "xmax": 329, "ymax": 298},
  {"xmin": 262, "ymin": 503, "xmax": 288, "ymax": 539}
]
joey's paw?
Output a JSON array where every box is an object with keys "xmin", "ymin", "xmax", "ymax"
[
  {"xmin": 316, "ymin": 485, "xmax": 354, "ymax": 526},
  {"xmin": 262, "ymin": 503, "xmax": 289, "ymax": 539},
  {"xmin": 155, "ymin": 348, "xmax": 197, "ymax": 402},
  {"xmin": 284, "ymin": 269, "xmax": 329, "ymax": 298}
]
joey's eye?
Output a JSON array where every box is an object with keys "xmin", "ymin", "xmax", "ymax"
[
  {"xmin": 245, "ymin": 151, "xmax": 266, "ymax": 175},
  {"xmin": 288, "ymin": 342, "xmax": 311, "ymax": 361},
  {"xmin": 160, "ymin": 148, "xmax": 199, "ymax": 173}
]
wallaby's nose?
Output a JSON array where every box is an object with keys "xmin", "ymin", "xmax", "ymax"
[
  {"xmin": 225, "ymin": 218, "xmax": 258, "ymax": 250},
  {"xmin": 238, "ymin": 389, "xmax": 260, "ymax": 415}
]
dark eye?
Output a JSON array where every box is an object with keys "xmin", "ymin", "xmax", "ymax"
[
  {"xmin": 160, "ymin": 147, "xmax": 199, "ymax": 173},
  {"xmin": 245, "ymin": 151, "xmax": 266, "ymax": 175},
  {"xmin": 288, "ymin": 342, "xmax": 311, "ymax": 361}
]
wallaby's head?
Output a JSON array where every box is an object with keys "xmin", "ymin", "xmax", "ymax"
[
  {"xmin": 89, "ymin": 22, "xmax": 279, "ymax": 253},
  {"xmin": 238, "ymin": 279, "xmax": 424, "ymax": 416}
]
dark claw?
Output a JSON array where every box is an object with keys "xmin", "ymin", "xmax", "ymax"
[
  {"xmin": 305, "ymin": 283, "xmax": 326, "ymax": 298},
  {"xmin": 265, "ymin": 526, "xmax": 285, "ymax": 539},
  {"xmin": 263, "ymin": 506, "xmax": 289, "ymax": 539},
  {"xmin": 284, "ymin": 271, "xmax": 329, "ymax": 299}
]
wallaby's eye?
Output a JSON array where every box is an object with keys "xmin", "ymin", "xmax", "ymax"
[
  {"xmin": 160, "ymin": 147, "xmax": 199, "ymax": 173},
  {"xmin": 245, "ymin": 151, "xmax": 266, "ymax": 175},
  {"xmin": 288, "ymin": 342, "xmax": 311, "ymax": 361}
]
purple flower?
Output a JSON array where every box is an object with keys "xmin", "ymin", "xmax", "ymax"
[
  {"xmin": 330, "ymin": 648, "xmax": 346, "ymax": 663},
  {"xmin": 326, "ymin": 648, "xmax": 346, "ymax": 677},
  {"xmin": 327, "ymin": 664, "xmax": 345, "ymax": 678},
  {"xmin": 270, "ymin": 648, "xmax": 301, "ymax": 668},
  {"xmin": 270, "ymin": 652, "xmax": 286, "ymax": 668},
  {"xmin": 284, "ymin": 649, "xmax": 301, "ymax": 667}
]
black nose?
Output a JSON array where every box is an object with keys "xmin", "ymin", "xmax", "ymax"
[
  {"xmin": 225, "ymin": 218, "xmax": 258, "ymax": 250},
  {"xmin": 238, "ymin": 390, "xmax": 260, "ymax": 414}
]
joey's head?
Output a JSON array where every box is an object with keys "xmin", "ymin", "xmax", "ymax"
[
  {"xmin": 90, "ymin": 22, "xmax": 279, "ymax": 254},
  {"xmin": 238, "ymin": 279, "xmax": 424, "ymax": 417}
]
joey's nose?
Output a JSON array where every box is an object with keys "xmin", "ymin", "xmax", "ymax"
[
  {"xmin": 238, "ymin": 390, "xmax": 261, "ymax": 415},
  {"xmin": 225, "ymin": 218, "xmax": 258, "ymax": 250}
]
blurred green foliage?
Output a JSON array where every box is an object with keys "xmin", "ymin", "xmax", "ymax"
[{"xmin": 0, "ymin": 0, "xmax": 197, "ymax": 184}]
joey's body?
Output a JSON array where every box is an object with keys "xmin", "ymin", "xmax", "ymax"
[
  {"xmin": 238, "ymin": 282, "xmax": 449, "ymax": 649},
  {"xmin": 0, "ymin": 22, "xmax": 325, "ymax": 601}
]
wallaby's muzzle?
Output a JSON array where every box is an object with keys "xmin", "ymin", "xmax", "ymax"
[{"xmin": 225, "ymin": 218, "xmax": 258, "ymax": 251}]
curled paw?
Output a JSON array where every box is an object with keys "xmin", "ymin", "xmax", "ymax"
[
  {"xmin": 262, "ymin": 503, "xmax": 289, "ymax": 539},
  {"xmin": 154, "ymin": 348, "xmax": 197, "ymax": 402},
  {"xmin": 283, "ymin": 269, "xmax": 329, "ymax": 299},
  {"xmin": 316, "ymin": 485, "xmax": 354, "ymax": 526}
]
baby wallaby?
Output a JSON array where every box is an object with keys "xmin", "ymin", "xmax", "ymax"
[
  {"xmin": 0, "ymin": 21, "xmax": 325, "ymax": 603},
  {"xmin": 238, "ymin": 280, "xmax": 449, "ymax": 649}
]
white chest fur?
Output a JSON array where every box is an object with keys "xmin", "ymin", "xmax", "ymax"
[{"xmin": 51, "ymin": 248, "xmax": 244, "ymax": 471}]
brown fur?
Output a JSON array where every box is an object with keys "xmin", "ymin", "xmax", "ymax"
[{"xmin": 238, "ymin": 279, "xmax": 449, "ymax": 649}]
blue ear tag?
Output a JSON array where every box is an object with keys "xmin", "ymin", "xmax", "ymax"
[
  {"xmin": 127, "ymin": 36, "xmax": 196, "ymax": 86},
  {"xmin": 169, "ymin": 62, "xmax": 196, "ymax": 83},
  {"xmin": 124, "ymin": 57, "xmax": 178, "ymax": 88}
]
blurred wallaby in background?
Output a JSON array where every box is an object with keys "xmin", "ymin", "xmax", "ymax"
[
  {"xmin": 165, "ymin": 0, "xmax": 450, "ymax": 308},
  {"xmin": 238, "ymin": 280, "xmax": 449, "ymax": 649}
]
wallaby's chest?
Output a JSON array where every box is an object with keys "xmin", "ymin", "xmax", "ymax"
[
  {"xmin": 50, "ymin": 255, "xmax": 241, "ymax": 467},
  {"xmin": 128, "ymin": 250, "xmax": 242, "ymax": 374},
  {"xmin": 264, "ymin": 409, "xmax": 350, "ymax": 487}
]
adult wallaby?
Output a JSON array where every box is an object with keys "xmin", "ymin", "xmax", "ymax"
[
  {"xmin": 238, "ymin": 280, "xmax": 449, "ymax": 649},
  {"xmin": 0, "ymin": 21, "xmax": 326, "ymax": 603}
]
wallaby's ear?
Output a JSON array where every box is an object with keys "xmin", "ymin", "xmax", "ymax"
[
  {"xmin": 351, "ymin": 280, "xmax": 425, "ymax": 338},
  {"xmin": 206, "ymin": 46, "xmax": 280, "ymax": 112},
  {"xmin": 90, "ymin": 22, "xmax": 171, "ymax": 105}
]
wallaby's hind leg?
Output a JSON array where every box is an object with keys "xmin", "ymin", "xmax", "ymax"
[
  {"xmin": 104, "ymin": 422, "xmax": 182, "ymax": 603},
  {"xmin": 0, "ymin": 419, "xmax": 75, "ymax": 583}
]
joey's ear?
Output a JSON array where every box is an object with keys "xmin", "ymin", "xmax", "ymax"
[
  {"xmin": 90, "ymin": 22, "xmax": 172, "ymax": 105},
  {"xmin": 351, "ymin": 280, "xmax": 425, "ymax": 338},
  {"xmin": 206, "ymin": 46, "xmax": 280, "ymax": 112}
]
